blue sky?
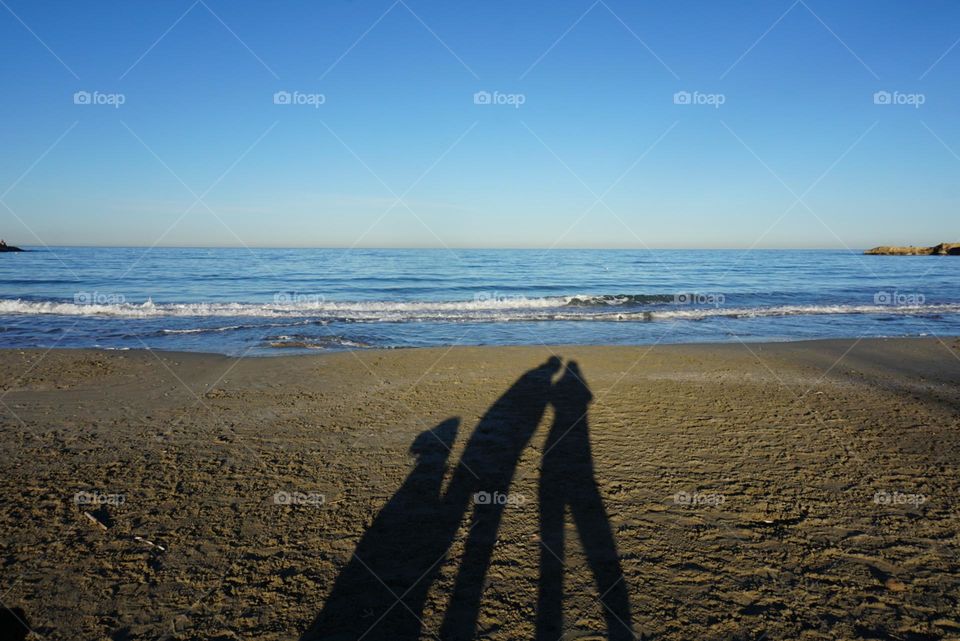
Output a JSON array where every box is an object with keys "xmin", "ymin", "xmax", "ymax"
[{"xmin": 1, "ymin": 0, "xmax": 958, "ymax": 248}]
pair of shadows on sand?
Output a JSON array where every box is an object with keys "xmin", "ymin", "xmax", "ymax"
[{"xmin": 302, "ymin": 357, "xmax": 633, "ymax": 641}]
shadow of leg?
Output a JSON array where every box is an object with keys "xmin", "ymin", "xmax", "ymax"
[
  {"xmin": 570, "ymin": 485, "xmax": 633, "ymax": 641},
  {"xmin": 537, "ymin": 361, "xmax": 633, "ymax": 640},
  {"xmin": 439, "ymin": 357, "xmax": 561, "ymax": 640},
  {"xmin": 535, "ymin": 468, "xmax": 565, "ymax": 641},
  {"xmin": 439, "ymin": 498, "xmax": 506, "ymax": 640}
]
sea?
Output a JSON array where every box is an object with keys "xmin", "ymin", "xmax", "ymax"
[{"xmin": 0, "ymin": 247, "xmax": 957, "ymax": 355}]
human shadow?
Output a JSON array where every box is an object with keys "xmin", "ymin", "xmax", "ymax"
[
  {"xmin": 300, "ymin": 418, "xmax": 460, "ymax": 641},
  {"xmin": 302, "ymin": 357, "xmax": 560, "ymax": 641},
  {"xmin": 438, "ymin": 356, "xmax": 561, "ymax": 640},
  {"xmin": 536, "ymin": 361, "xmax": 632, "ymax": 641},
  {"xmin": 302, "ymin": 356, "xmax": 632, "ymax": 640}
]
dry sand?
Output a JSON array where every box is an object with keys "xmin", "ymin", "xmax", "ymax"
[{"xmin": 1, "ymin": 338, "xmax": 959, "ymax": 640}]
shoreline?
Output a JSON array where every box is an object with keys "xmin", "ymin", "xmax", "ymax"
[
  {"xmin": 2, "ymin": 337, "xmax": 959, "ymax": 640},
  {"xmin": 4, "ymin": 333, "xmax": 959, "ymax": 359}
]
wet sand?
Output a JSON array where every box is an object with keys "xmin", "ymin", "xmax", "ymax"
[{"xmin": 1, "ymin": 337, "xmax": 959, "ymax": 640}]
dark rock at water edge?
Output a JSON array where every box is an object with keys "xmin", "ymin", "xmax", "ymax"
[{"xmin": 864, "ymin": 243, "xmax": 960, "ymax": 255}]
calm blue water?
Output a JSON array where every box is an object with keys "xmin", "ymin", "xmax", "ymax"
[{"xmin": 0, "ymin": 247, "xmax": 957, "ymax": 355}]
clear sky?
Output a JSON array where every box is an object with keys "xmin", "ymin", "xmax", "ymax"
[{"xmin": 1, "ymin": 0, "xmax": 958, "ymax": 249}]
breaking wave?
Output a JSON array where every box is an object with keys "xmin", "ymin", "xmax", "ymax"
[{"xmin": 2, "ymin": 296, "xmax": 959, "ymax": 324}]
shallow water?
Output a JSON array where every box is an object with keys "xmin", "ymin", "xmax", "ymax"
[{"xmin": 0, "ymin": 247, "xmax": 957, "ymax": 354}]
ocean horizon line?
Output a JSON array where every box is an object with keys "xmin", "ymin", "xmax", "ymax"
[{"xmin": 4, "ymin": 244, "xmax": 889, "ymax": 251}]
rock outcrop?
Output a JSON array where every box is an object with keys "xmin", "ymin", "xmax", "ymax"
[
  {"xmin": 864, "ymin": 243, "xmax": 960, "ymax": 255},
  {"xmin": 0, "ymin": 245, "xmax": 23, "ymax": 252}
]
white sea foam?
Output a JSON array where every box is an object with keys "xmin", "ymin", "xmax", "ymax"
[
  {"xmin": 2, "ymin": 297, "xmax": 959, "ymax": 323},
  {"xmin": 0, "ymin": 296, "xmax": 567, "ymax": 318}
]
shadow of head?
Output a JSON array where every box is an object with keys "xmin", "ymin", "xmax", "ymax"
[
  {"xmin": 0, "ymin": 607, "xmax": 30, "ymax": 641},
  {"xmin": 555, "ymin": 360, "xmax": 592, "ymax": 404},
  {"xmin": 409, "ymin": 418, "xmax": 460, "ymax": 461},
  {"xmin": 528, "ymin": 355, "xmax": 563, "ymax": 385},
  {"xmin": 544, "ymin": 356, "xmax": 563, "ymax": 373}
]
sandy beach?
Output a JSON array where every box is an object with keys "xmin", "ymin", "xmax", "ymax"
[
  {"xmin": 6, "ymin": 1, "xmax": 960, "ymax": 639},
  {"xmin": 1, "ymin": 337, "xmax": 959, "ymax": 640}
]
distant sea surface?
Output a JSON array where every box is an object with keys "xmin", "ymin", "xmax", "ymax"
[{"xmin": 0, "ymin": 247, "xmax": 958, "ymax": 355}]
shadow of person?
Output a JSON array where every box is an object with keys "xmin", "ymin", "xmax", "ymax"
[
  {"xmin": 439, "ymin": 356, "xmax": 561, "ymax": 640},
  {"xmin": 302, "ymin": 357, "xmax": 562, "ymax": 641},
  {"xmin": 536, "ymin": 361, "xmax": 633, "ymax": 641},
  {"xmin": 301, "ymin": 419, "xmax": 460, "ymax": 641}
]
